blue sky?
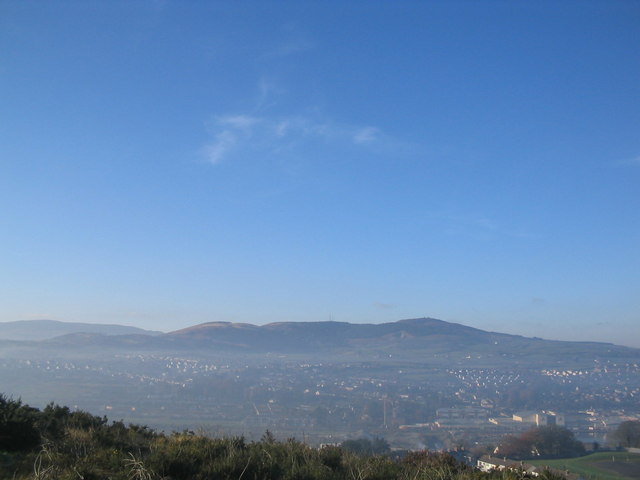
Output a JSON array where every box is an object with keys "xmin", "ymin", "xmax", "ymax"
[{"xmin": 1, "ymin": 1, "xmax": 639, "ymax": 346}]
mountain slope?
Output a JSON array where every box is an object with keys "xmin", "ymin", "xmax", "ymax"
[
  {"xmin": 0, "ymin": 319, "xmax": 162, "ymax": 341},
  {"xmin": 1, "ymin": 318, "xmax": 637, "ymax": 364},
  {"xmin": 164, "ymin": 317, "xmax": 639, "ymax": 360}
]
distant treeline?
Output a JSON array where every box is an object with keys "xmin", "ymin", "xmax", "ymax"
[{"xmin": 0, "ymin": 394, "xmax": 568, "ymax": 480}]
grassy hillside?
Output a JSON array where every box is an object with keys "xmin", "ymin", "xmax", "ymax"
[{"xmin": 530, "ymin": 451, "xmax": 640, "ymax": 480}]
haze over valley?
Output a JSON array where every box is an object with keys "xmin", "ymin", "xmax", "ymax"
[{"xmin": 1, "ymin": 318, "xmax": 638, "ymax": 450}]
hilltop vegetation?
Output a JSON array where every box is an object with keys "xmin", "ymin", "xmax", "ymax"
[{"xmin": 0, "ymin": 395, "xmax": 570, "ymax": 480}]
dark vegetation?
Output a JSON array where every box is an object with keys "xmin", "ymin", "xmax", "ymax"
[
  {"xmin": 496, "ymin": 426, "xmax": 585, "ymax": 460},
  {"xmin": 0, "ymin": 395, "xmax": 570, "ymax": 480},
  {"xmin": 611, "ymin": 420, "xmax": 640, "ymax": 448},
  {"xmin": 340, "ymin": 437, "xmax": 390, "ymax": 456}
]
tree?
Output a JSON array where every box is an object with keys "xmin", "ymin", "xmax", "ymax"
[
  {"xmin": 495, "ymin": 433, "xmax": 535, "ymax": 459},
  {"xmin": 530, "ymin": 425, "xmax": 585, "ymax": 458},
  {"xmin": 370, "ymin": 436, "xmax": 391, "ymax": 455},
  {"xmin": 0, "ymin": 394, "xmax": 40, "ymax": 452},
  {"xmin": 497, "ymin": 425, "xmax": 584, "ymax": 459},
  {"xmin": 341, "ymin": 436, "xmax": 390, "ymax": 455},
  {"xmin": 612, "ymin": 420, "xmax": 640, "ymax": 448},
  {"xmin": 401, "ymin": 450, "xmax": 469, "ymax": 474}
]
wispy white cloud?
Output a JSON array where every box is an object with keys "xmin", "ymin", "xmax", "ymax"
[
  {"xmin": 203, "ymin": 130, "xmax": 238, "ymax": 165},
  {"xmin": 218, "ymin": 114, "xmax": 261, "ymax": 129},
  {"xmin": 256, "ymin": 78, "xmax": 283, "ymax": 111},
  {"xmin": 353, "ymin": 127, "xmax": 380, "ymax": 145},
  {"xmin": 200, "ymin": 72, "xmax": 409, "ymax": 165},
  {"xmin": 202, "ymin": 111, "xmax": 384, "ymax": 165},
  {"xmin": 202, "ymin": 115, "xmax": 262, "ymax": 164}
]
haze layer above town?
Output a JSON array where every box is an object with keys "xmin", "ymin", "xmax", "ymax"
[{"xmin": 1, "ymin": 318, "xmax": 639, "ymax": 449}]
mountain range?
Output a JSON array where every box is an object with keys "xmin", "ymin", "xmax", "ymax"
[{"xmin": 0, "ymin": 318, "xmax": 637, "ymax": 364}]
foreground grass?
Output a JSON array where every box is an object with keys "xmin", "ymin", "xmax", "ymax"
[
  {"xmin": 530, "ymin": 452, "xmax": 640, "ymax": 480},
  {"xmin": 1, "ymin": 395, "xmax": 571, "ymax": 480}
]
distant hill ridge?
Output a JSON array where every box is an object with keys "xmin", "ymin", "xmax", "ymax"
[
  {"xmin": 2, "ymin": 318, "xmax": 637, "ymax": 361},
  {"xmin": 167, "ymin": 317, "xmax": 483, "ymax": 348},
  {"xmin": 163, "ymin": 317, "xmax": 634, "ymax": 356},
  {"xmin": 0, "ymin": 319, "xmax": 162, "ymax": 341}
]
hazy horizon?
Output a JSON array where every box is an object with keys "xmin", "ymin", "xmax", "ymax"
[
  {"xmin": 1, "ymin": 2, "xmax": 638, "ymax": 347},
  {"xmin": 1, "ymin": 316, "xmax": 639, "ymax": 349}
]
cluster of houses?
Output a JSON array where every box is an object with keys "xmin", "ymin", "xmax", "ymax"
[{"xmin": 476, "ymin": 455, "xmax": 581, "ymax": 479}]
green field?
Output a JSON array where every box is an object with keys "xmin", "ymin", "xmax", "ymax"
[{"xmin": 530, "ymin": 452, "xmax": 640, "ymax": 480}]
